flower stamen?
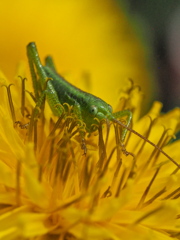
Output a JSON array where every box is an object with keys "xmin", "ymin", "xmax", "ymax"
[
  {"xmin": 18, "ymin": 76, "xmax": 27, "ymax": 117},
  {"xmin": 137, "ymin": 167, "xmax": 160, "ymax": 209},
  {"xmin": 142, "ymin": 187, "xmax": 166, "ymax": 207},
  {"xmin": 132, "ymin": 206, "xmax": 163, "ymax": 225},
  {"xmin": 16, "ymin": 161, "xmax": 21, "ymax": 206},
  {"xmin": 2, "ymin": 84, "xmax": 16, "ymax": 123},
  {"xmin": 97, "ymin": 123, "xmax": 107, "ymax": 170},
  {"xmin": 163, "ymin": 187, "xmax": 180, "ymax": 200}
]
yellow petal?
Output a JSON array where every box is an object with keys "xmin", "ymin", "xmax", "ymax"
[
  {"xmin": 17, "ymin": 213, "xmax": 51, "ymax": 238},
  {"xmin": 23, "ymin": 166, "xmax": 49, "ymax": 208}
]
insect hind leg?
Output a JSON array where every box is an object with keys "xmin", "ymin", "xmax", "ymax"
[
  {"xmin": 27, "ymin": 42, "xmax": 47, "ymax": 92},
  {"xmin": 27, "ymin": 43, "xmax": 64, "ymax": 117},
  {"xmin": 45, "ymin": 56, "xmax": 57, "ymax": 72}
]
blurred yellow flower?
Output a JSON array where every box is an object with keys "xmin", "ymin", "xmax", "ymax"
[
  {"xmin": 0, "ymin": 52, "xmax": 180, "ymax": 239},
  {"xmin": 0, "ymin": 0, "xmax": 156, "ymax": 110}
]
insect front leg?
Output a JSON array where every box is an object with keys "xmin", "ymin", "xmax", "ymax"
[
  {"xmin": 112, "ymin": 109, "xmax": 132, "ymax": 142},
  {"xmin": 112, "ymin": 110, "xmax": 132, "ymax": 156},
  {"xmin": 73, "ymin": 102, "xmax": 87, "ymax": 155}
]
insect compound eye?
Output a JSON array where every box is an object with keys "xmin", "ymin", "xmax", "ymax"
[{"xmin": 89, "ymin": 105, "xmax": 98, "ymax": 115}]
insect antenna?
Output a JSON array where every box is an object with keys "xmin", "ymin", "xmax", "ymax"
[{"xmin": 112, "ymin": 118, "xmax": 180, "ymax": 169}]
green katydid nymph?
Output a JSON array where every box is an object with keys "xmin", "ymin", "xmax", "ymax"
[{"xmin": 27, "ymin": 42, "xmax": 180, "ymax": 168}]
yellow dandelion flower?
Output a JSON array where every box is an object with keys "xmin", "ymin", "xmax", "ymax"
[{"xmin": 0, "ymin": 45, "xmax": 179, "ymax": 240}]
